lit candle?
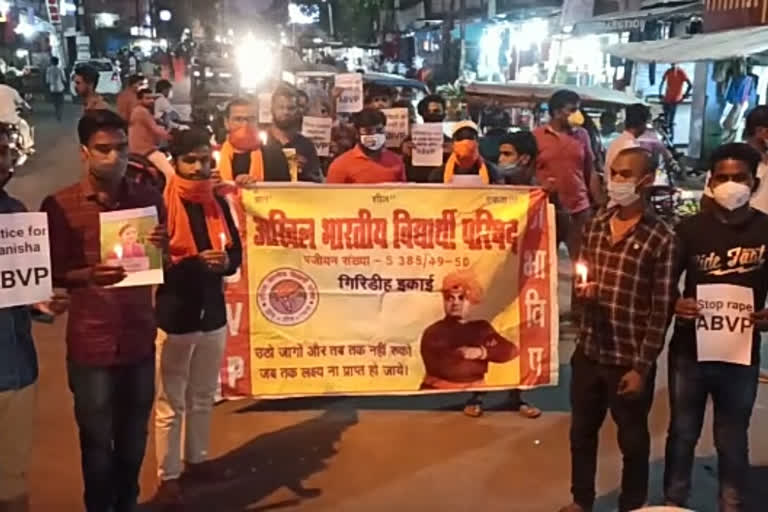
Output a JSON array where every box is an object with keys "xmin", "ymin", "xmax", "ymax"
[
  {"xmin": 113, "ymin": 244, "xmax": 123, "ymax": 260},
  {"xmin": 258, "ymin": 130, "xmax": 268, "ymax": 146},
  {"xmin": 575, "ymin": 262, "xmax": 588, "ymax": 284},
  {"xmin": 219, "ymin": 232, "xmax": 227, "ymax": 251}
]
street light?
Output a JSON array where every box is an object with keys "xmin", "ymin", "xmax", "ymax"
[{"xmin": 159, "ymin": 9, "xmax": 171, "ymax": 22}]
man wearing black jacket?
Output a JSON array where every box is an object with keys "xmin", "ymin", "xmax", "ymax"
[
  {"xmin": 152, "ymin": 128, "xmax": 242, "ymax": 506},
  {"xmin": 665, "ymin": 143, "xmax": 768, "ymax": 512}
]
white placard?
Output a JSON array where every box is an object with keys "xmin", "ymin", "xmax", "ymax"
[
  {"xmin": 450, "ymin": 174, "xmax": 485, "ymax": 186},
  {"xmin": 335, "ymin": 73, "xmax": 363, "ymax": 114},
  {"xmin": 411, "ymin": 123, "xmax": 444, "ymax": 167},
  {"xmin": 301, "ymin": 116, "xmax": 333, "ymax": 157},
  {"xmin": 696, "ymin": 284, "xmax": 755, "ymax": 366},
  {"xmin": 258, "ymin": 92, "xmax": 273, "ymax": 124},
  {"xmin": 100, "ymin": 206, "xmax": 164, "ymax": 288},
  {"xmin": 0, "ymin": 212, "xmax": 52, "ymax": 308},
  {"xmin": 382, "ymin": 108, "xmax": 409, "ymax": 149}
]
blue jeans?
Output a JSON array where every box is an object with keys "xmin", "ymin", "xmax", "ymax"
[
  {"xmin": 663, "ymin": 353, "xmax": 758, "ymax": 511},
  {"xmin": 67, "ymin": 358, "xmax": 155, "ymax": 512}
]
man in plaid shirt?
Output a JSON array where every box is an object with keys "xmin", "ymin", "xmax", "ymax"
[{"xmin": 560, "ymin": 147, "xmax": 677, "ymax": 512}]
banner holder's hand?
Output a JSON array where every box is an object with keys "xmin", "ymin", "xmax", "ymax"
[
  {"xmin": 90, "ymin": 264, "xmax": 127, "ymax": 287},
  {"xmin": 147, "ymin": 224, "xmax": 169, "ymax": 252},
  {"xmin": 674, "ymin": 297, "xmax": 700, "ymax": 322},
  {"xmin": 751, "ymin": 309, "xmax": 768, "ymax": 330}
]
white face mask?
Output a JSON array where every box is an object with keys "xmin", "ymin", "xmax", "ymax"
[
  {"xmin": 711, "ymin": 180, "xmax": 752, "ymax": 211},
  {"xmin": 607, "ymin": 180, "xmax": 640, "ymax": 207},
  {"xmin": 360, "ymin": 133, "xmax": 386, "ymax": 151}
]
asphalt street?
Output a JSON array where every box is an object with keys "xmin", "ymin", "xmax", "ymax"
[{"xmin": 8, "ymin": 98, "xmax": 768, "ymax": 512}]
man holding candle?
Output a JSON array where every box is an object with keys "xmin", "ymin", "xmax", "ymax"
[
  {"xmin": 40, "ymin": 110, "xmax": 168, "ymax": 512},
  {"xmin": 560, "ymin": 147, "xmax": 677, "ymax": 512},
  {"xmin": 216, "ymin": 97, "xmax": 291, "ymax": 186},
  {"xmin": 152, "ymin": 128, "xmax": 242, "ymax": 507}
]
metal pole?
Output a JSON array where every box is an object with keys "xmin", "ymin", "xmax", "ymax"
[{"xmin": 327, "ymin": 0, "xmax": 335, "ymax": 38}]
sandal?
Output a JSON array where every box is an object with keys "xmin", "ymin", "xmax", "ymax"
[
  {"xmin": 463, "ymin": 399, "xmax": 484, "ymax": 418},
  {"xmin": 518, "ymin": 402, "xmax": 542, "ymax": 419},
  {"xmin": 760, "ymin": 371, "xmax": 768, "ymax": 384}
]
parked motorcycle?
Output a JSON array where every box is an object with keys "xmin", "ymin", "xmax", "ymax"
[{"xmin": 7, "ymin": 116, "xmax": 34, "ymax": 167}]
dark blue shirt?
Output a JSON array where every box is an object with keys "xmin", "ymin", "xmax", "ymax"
[{"xmin": 0, "ymin": 190, "xmax": 38, "ymax": 391}]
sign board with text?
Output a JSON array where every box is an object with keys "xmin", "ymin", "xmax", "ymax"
[
  {"xmin": 0, "ymin": 213, "xmax": 52, "ymax": 308},
  {"xmin": 411, "ymin": 123, "xmax": 444, "ymax": 167},
  {"xmin": 335, "ymin": 73, "xmax": 364, "ymax": 114},
  {"xmin": 382, "ymin": 108, "xmax": 410, "ymax": 149},
  {"xmin": 301, "ymin": 116, "xmax": 333, "ymax": 157},
  {"xmin": 218, "ymin": 185, "xmax": 559, "ymax": 398}
]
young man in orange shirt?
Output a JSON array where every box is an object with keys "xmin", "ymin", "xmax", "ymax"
[
  {"xmin": 326, "ymin": 108, "xmax": 405, "ymax": 184},
  {"xmin": 659, "ymin": 63, "xmax": 692, "ymax": 142}
]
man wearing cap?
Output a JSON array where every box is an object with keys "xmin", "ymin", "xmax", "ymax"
[
  {"xmin": 429, "ymin": 121, "xmax": 498, "ymax": 185},
  {"xmin": 129, "ymin": 87, "xmax": 173, "ymax": 182}
]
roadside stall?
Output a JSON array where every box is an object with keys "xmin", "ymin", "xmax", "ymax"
[
  {"xmin": 464, "ymin": 81, "xmax": 645, "ymax": 130},
  {"xmin": 604, "ymin": 25, "xmax": 768, "ymax": 162}
]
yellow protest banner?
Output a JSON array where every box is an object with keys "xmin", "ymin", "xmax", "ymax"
[{"xmin": 220, "ymin": 185, "xmax": 558, "ymax": 398}]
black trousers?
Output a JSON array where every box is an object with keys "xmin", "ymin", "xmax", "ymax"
[{"xmin": 569, "ymin": 346, "xmax": 656, "ymax": 511}]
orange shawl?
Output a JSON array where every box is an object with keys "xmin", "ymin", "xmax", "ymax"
[
  {"xmin": 217, "ymin": 140, "xmax": 265, "ymax": 182},
  {"xmin": 443, "ymin": 154, "xmax": 490, "ymax": 184},
  {"xmin": 164, "ymin": 175, "xmax": 232, "ymax": 264}
]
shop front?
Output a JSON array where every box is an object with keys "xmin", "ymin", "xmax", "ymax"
[{"xmin": 606, "ymin": 25, "xmax": 768, "ymax": 162}]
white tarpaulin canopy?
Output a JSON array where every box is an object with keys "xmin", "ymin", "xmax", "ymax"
[
  {"xmin": 573, "ymin": 1, "xmax": 701, "ymax": 35},
  {"xmin": 605, "ymin": 25, "xmax": 768, "ymax": 63}
]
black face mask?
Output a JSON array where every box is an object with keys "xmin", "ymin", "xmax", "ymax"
[
  {"xmin": 423, "ymin": 113, "xmax": 445, "ymax": 123},
  {"xmin": 274, "ymin": 116, "xmax": 301, "ymax": 131}
]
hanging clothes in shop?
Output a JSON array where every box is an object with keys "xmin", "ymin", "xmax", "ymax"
[{"xmin": 721, "ymin": 60, "xmax": 754, "ymax": 144}]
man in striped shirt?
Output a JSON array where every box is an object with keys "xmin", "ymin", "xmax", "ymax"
[{"xmin": 560, "ymin": 147, "xmax": 677, "ymax": 512}]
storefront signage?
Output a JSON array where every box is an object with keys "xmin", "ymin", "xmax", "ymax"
[
  {"xmin": 704, "ymin": 0, "xmax": 768, "ymax": 32},
  {"xmin": 575, "ymin": 18, "xmax": 648, "ymax": 34}
]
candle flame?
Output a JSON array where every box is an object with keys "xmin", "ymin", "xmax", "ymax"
[
  {"xmin": 113, "ymin": 244, "xmax": 123, "ymax": 260},
  {"xmin": 219, "ymin": 232, "xmax": 227, "ymax": 250},
  {"xmin": 258, "ymin": 130, "xmax": 268, "ymax": 146},
  {"xmin": 575, "ymin": 262, "xmax": 588, "ymax": 284}
]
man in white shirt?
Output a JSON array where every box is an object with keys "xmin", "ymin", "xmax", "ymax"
[
  {"xmin": 153, "ymin": 80, "xmax": 180, "ymax": 130},
  {"xmin": 45, "ymin": 56, "xmax": 67, "ymax": 121},
  {"xmin": 604, "ymin": 104, "xmax": 650, "ymax": 183},
  {"xmin": 0, "ymin": 75, "xmax": 32, "ymax": 152}
]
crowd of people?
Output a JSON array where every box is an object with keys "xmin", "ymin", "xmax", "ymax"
[{"xmin": 1, "ymin": 69, "xmax": 768, "ymax": 512}]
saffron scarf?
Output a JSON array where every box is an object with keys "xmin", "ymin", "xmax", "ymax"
[
  {"xmin": 443, "ymin": 154, "xmax": 490, "ymax": 184},
  {"xmin": 164, "ymin": 175, "xmax": 232, "ymax": 264},
  {"xmin": 217, "ymin": 140, "xmax": 265, "ymax": 182}
]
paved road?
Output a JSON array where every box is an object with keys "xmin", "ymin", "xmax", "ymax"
[{"xmin": 10, "ymin": 101, "xmax": 768, "ymax": 512}]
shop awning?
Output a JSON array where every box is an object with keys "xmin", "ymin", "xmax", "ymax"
[
  {"xmin": 604, "ymin": 25, "xmax": 768, "ymax": 62},
  {"xmin": 572, "ymin": 1, "xmax": 702, "ymax": 35},
  {"xmin": 465, "ymin": 82, "xmax": 645, "ymax": 108}
]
